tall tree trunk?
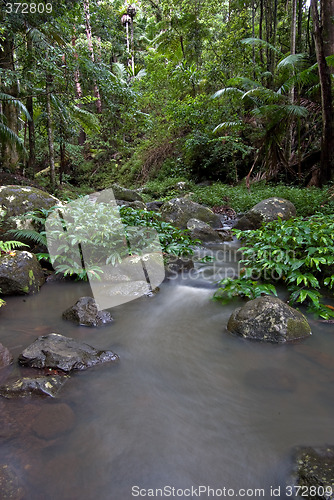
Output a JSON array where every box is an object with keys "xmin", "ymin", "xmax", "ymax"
[
  {"xmin": 45, "ymin": 71, "xmax": 56, "ymax": 190},
  {"xmin": 83, "ymin": 0, "xmax": 102, "ymax": 113},
  {"xmin": 321, "ymin": 0, "xmax": 334, "ymax": 72},
  {"xmin": 259, "ymin": 0, "xmax": 264, "ymax": 65},
  {"xmin": 26, "ymin": 37, "xmax": 35, "ymax": 178},
  {"xmin": 311, "ymin": 0, "xmax": 334, "ymax": 184},
  {"xmin": 297, "ymin": 0, "xmax": 303, "ymax": 52},
  {"xmin": 72, "ymin": 32, "xmax": 86, "ymax": 145},
  {"xmin": 0, "ymin": 35, "xmax": 19, "ymax": 171}
]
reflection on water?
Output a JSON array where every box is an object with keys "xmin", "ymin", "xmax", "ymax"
[{"xmin": 0, "ymin": 244, "xmax": 333, "ymax": 499}]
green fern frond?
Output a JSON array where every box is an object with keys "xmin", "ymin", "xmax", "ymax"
[
  {"xmin": 0, "ymin": 240, "xmax": 29, "ymax": 253},
  {"xmin": 7, "ymin": 229, "xmax": 47, "ymax": 246}
]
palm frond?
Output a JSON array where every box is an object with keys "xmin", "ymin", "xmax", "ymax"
[
  {"xmin": 0, "ymin": 93, "xmax": 31, "ymax": 120},
  {"xmin": 242, "ymin": 87, "xmax": 284, "ymax": 104},
  {"xmin": 212, "ymin": 88, "xmax": 244, "ymax": 99},
  {"xmin": 0, "ymin": 123, "xmax": 26, "ymax": 154},
  {"xmin": 277, "ymin": 53, "xmax": 308, "ymax": 72},
  {"xmin": 241, "ymin": 37, "xmax": 282, "ymax": 56},
  {"xmin": 213, "ymin": 121, "xmax": 243, "ymax": 133}
]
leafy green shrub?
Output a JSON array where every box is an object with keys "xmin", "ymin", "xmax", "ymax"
[
  {"xmin": 9, "ymin": 203, "xmax": 197, "ymax": 280},
  {"xmin": 214, "ymin": 214, "xmax": 334, "ymax": 318}
]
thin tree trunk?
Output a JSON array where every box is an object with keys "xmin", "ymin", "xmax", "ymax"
[
  {"xmin": 259, "ymin": 0, "xmax": 264, "ymax": 65},
  {"xmin": 45, "ymin": 70, "xmax": 56, "ymax": 190},
  {"xmin": 72, "ymin": 32, "xmax": 86, "ymax": 145},
  {"xmin": 0, "ymin": 35, "xmax": 19, "ymax": 170},
  {"xmin": 83, "ymin": 0, "xmax": 102, "ymax": 113},
  {"xmin": 311, "ymin": 0, "xmax": 334, "ymax": 184}
]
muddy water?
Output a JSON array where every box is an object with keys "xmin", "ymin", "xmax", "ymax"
[{"xmin": 0, "ymin": 243, "xmax": 334, "ymax": 500}]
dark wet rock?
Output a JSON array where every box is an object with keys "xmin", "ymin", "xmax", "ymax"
[
  {"xmin": 164, "ymin": 254, "xmax": 194, "ymax": 278},
  {"xmin": 18, "ymin": 333, "xmax": 119, "ymax": 372},
  {"xmin": 235, "ymin": 197, "xmax": 296, "ymax": 230},
  {"xmin": 292, "ymin": 446, "xmax": 334, "ymax": 499},
  {"xmin": 0, "ymin": 343, "xmax": 13, "ymax": 369},
  {"xmin": 31, "ymin": 403, "xmax": 75, "ymax": 440},
  {"xmin": 160, "ymin": 198, "xmax": 222, "ymax": 229},
  {"xmin": 146, "ymin": 201, "xmax": 164, "ymax": 212},
  {"xmin": 187, "ymin": 218, "xmax": 232, "ymax": 244},
  {"xmin": 245, "ymin": 368, "xmax": 296, "ymax": 392},
  {"xmin": 0, "ymin": 185, "xmax": 59, "ymax": 236},
  {"xmin": 108, "ymin": 184, "xmax": 144, "ymax": 202},
  {"xmin": 227, "ymin": 296, "xmax": 311, "ymax": 343},
  {"xmin": 0, "ymin": 250, "xmax": 45, "ymax": 295},
  {"xmin": 62, "ymin": 296, "xmax": 113, "ymax": 327},
  {"xmin": 0, "ymin": 464, "xmax": 24, "ymax": 499},
  {"xmin": 0, "ymin": 375, "xmax": 69, "ymax": 398}
]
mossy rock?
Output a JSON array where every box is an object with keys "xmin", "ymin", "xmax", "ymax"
[
  {"xmin": 160, "ymin": 198, "xmax": 221, "ymax": 229},
  {"xmin": 227, "ymin": 296, "xmax": 311, "ymax": 343},
  {"xmin": 0, "ymin": 250, "xmax": 45, "ymax": 295},
  {"xmin": 0, "ymin": 185, "xmax": 60, "ymax": 236},
  {"xmin": 235, "ymin": 197, "xmax": 296, "ymax": 230}
]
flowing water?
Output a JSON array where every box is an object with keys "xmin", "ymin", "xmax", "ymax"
[{"xmin": 0, "ymin": 241, "xmax": 334, "ymax": 499}]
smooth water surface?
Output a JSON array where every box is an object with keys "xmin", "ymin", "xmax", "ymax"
[{"xmin": 0, "ymin": 244, "xmax": 334, "ymax": 500}]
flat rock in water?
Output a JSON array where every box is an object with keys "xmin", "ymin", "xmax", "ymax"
[
  {"xmin": 0, "ymin": 343, "xmax": 13, "ymax": 369},
  {"xmin": 0, "ymin": 375, "xmax": 68, "ymax": 398},
  {"xmin": 62, "ymin": 296, "xmax": 113, "ymax": 327},
  {"xmin": 292, "ymin": 446, "xmax": 334, "ymax": 498},
  {"xmin": 18, "ymin": 333, "xmax": 119, "ymax": 372}
]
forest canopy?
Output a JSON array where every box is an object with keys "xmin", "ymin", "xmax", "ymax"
[{"xmin": 0, "ymin": 0, "xmax": 333, "ymax": 192}]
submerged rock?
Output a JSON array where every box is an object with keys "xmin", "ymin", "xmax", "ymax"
[
  {"xmin": 0, "ymin": 464, "xmax": 24, "ymax": 499},
  {"xmin": 31, "ymin": 403, "xmax": 75, "ymax": 439},
  {"xmin": 18, "ymin": 333, "xmax": 119, "ymax": 372},
  {"xmin": 160, "ymin": 198, "xmax": 221, "ymax": 229},
  {"xmin": 227, "ymin": 296, "xmax": 311, "ymax": 343},
  {"xmin": 0, "ymin": 250, "xmax": 45, "ymax": 295},
  {"xmin": 62, "ymin": 297, "xmax": 113, "ymax": 327},
  {"xmin": 292, "ymin": 446, "xmax": 334, "ymax": 498},
  {"xmin": 0, "ymin": 375, "xmax": 68, "ymax": 398},
  {"xmin": 235, "ymin": 197, "xmax": 296, "ymax": 230},
  {"xmin": 0, "ymin": 343, "xmax": 13, "ymax": 369}
]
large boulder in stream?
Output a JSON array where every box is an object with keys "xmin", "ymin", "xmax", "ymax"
[
  {"xmin": 187, "ymin": 218, "xmax": 232, "ymax": 244},
  {"xmin": 235, "ymin": 197, "xmax": 296, "ymax": 230},
  {"xmin": 0, "ymin": 185, "xmax": 60, "ymax": 236},
  {"xmin": 18, "ymin": 333, "xmax": 119, "ymax": 372},
  {"xmin": 160, "ymin": 198, "xmax": 221, "ymax": 229},
  {"xmin": 62, "ymin": 297, "xmax": 113, "ymax": 327},
  {"xmin": 227, "ymin": 296, "xmax": 311, "ymax": 343},
  {"xmin": 291, "ymin": 446, "xmax": 334, "ymax": 498},
  {"xmin": 0, "ymin": 250, "xmax": 45, "ymax": 295}
]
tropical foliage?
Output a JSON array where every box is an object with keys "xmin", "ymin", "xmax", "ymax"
[{"xmin": 214, "ymin": 215, "xmax": 334, "ymax": 319}]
